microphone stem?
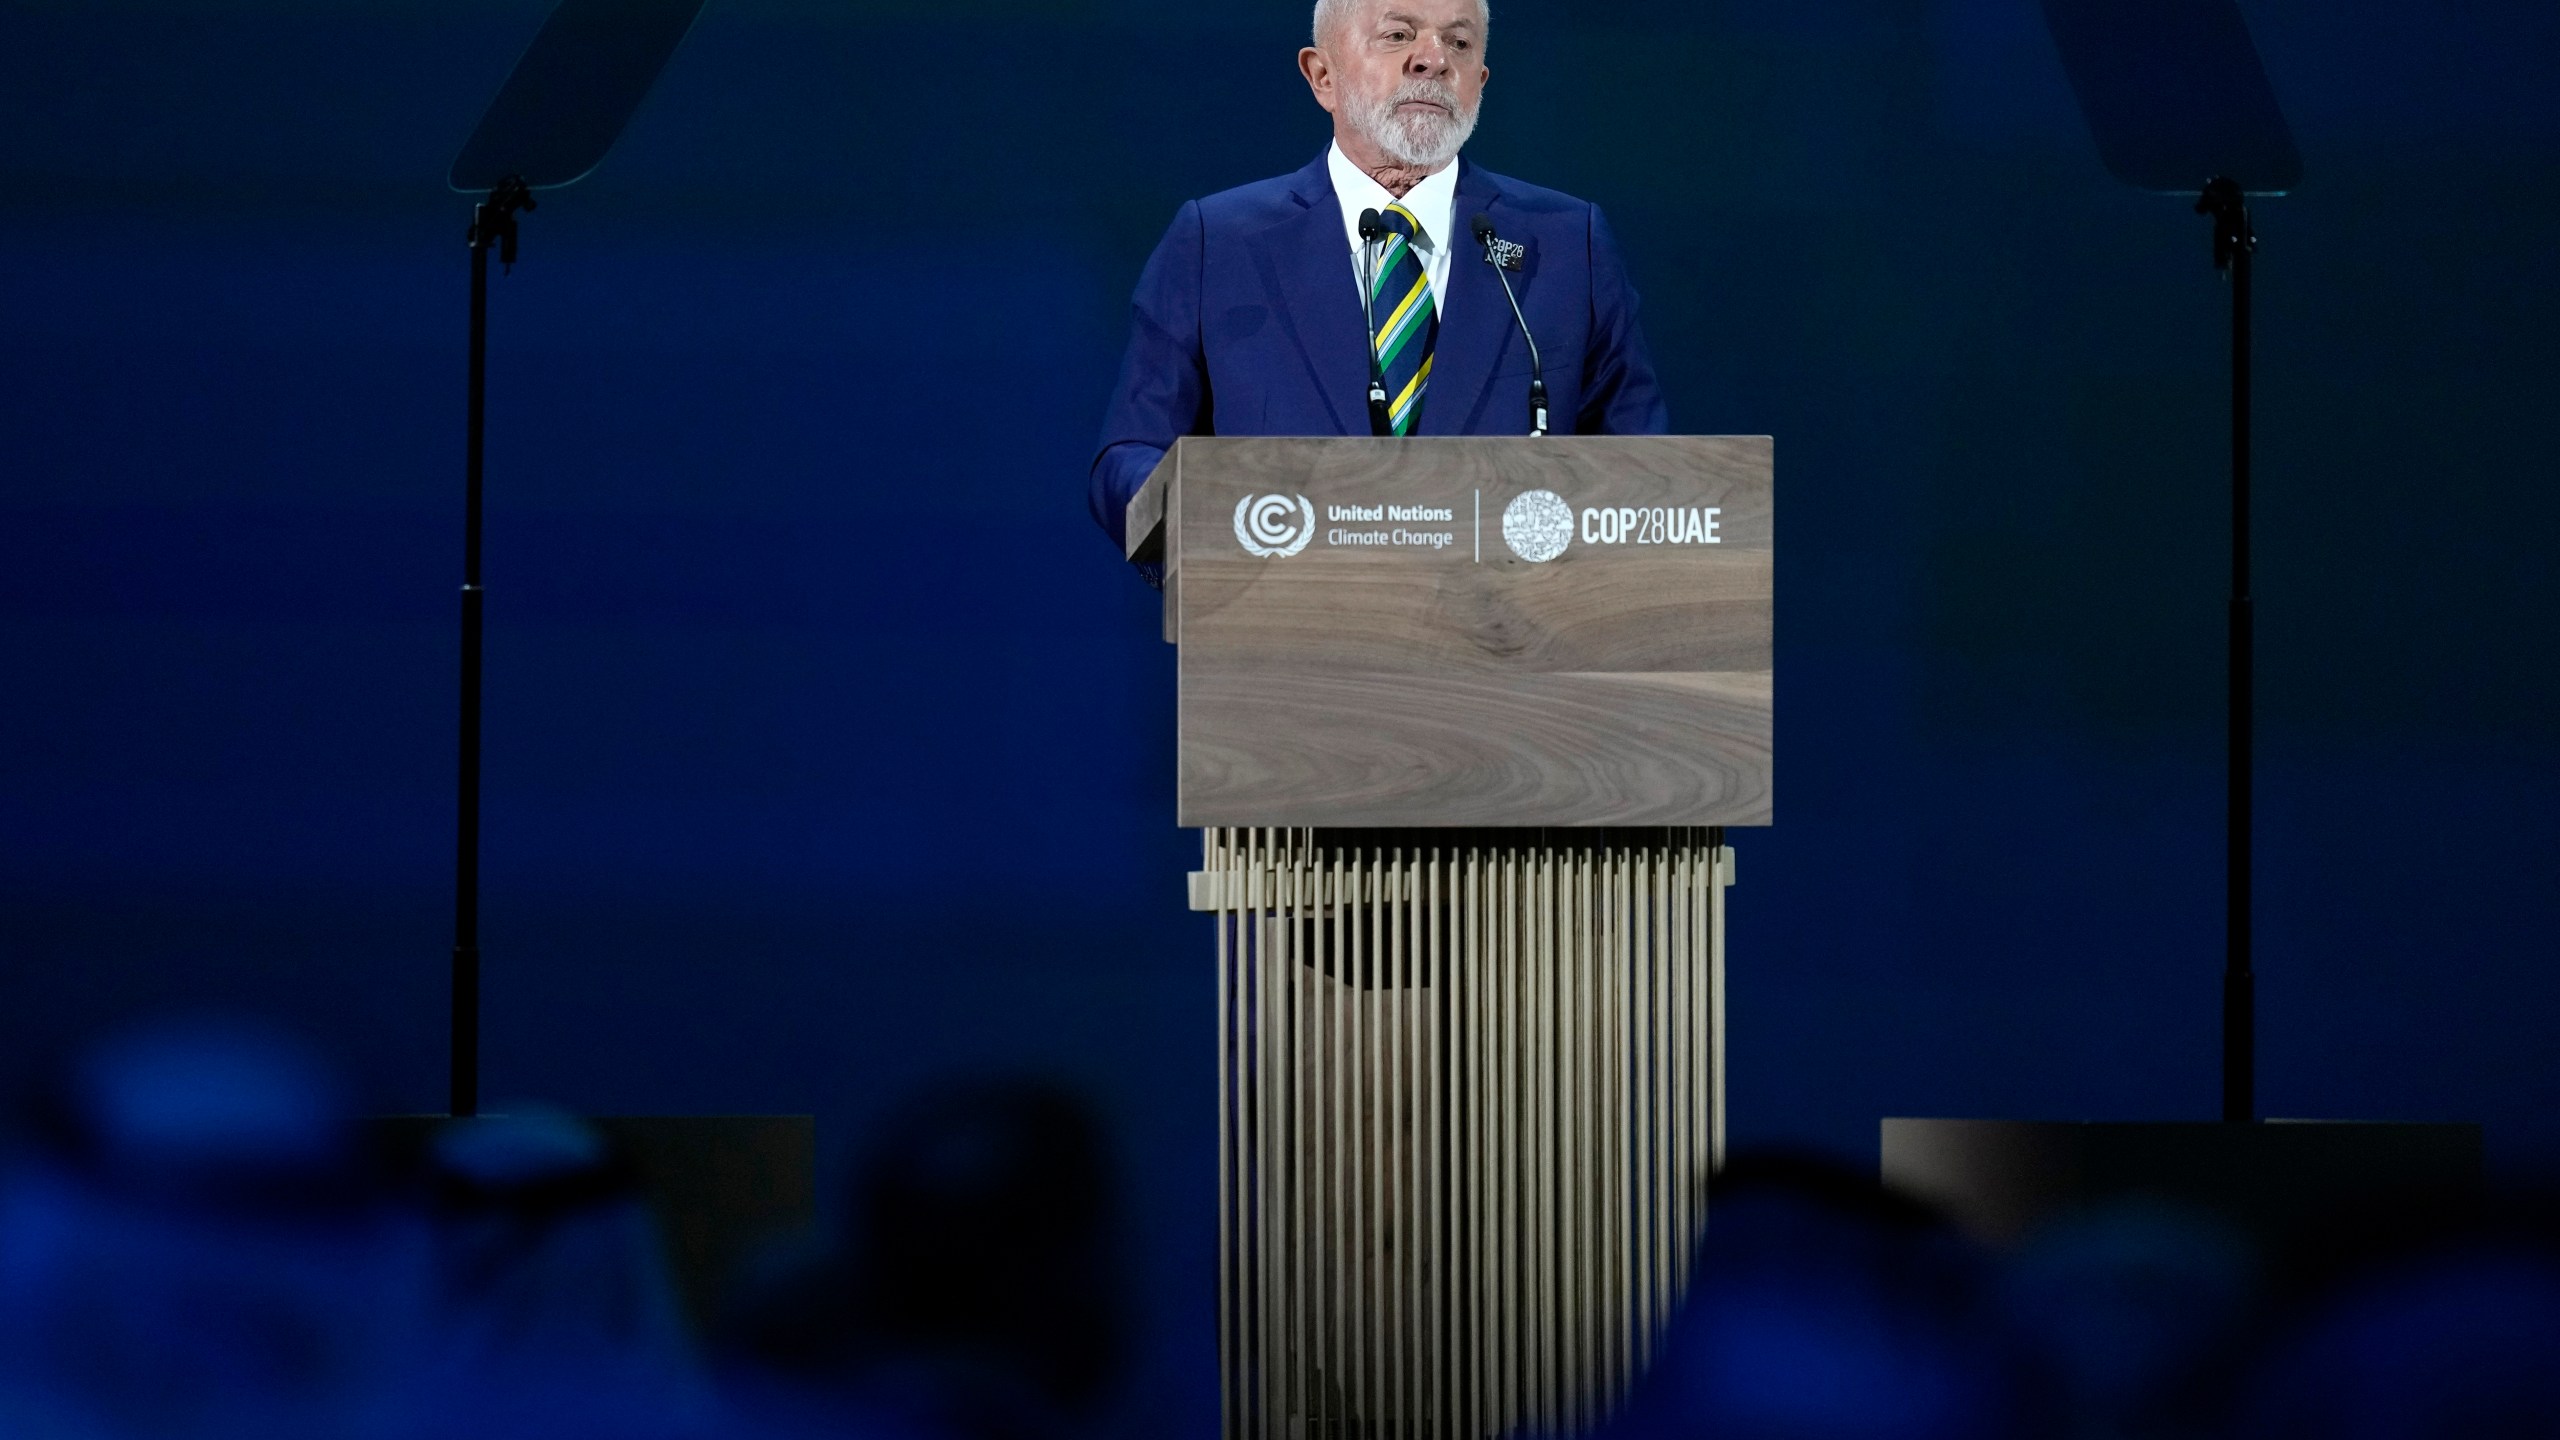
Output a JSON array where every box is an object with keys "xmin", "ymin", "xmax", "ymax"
[{"xmin": 1489, "ymin": 262, "xmax": 1548, "ymax": 437}]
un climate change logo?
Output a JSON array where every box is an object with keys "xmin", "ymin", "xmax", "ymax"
[
  {"xmin": 1502, "ymin": 489, "xmax": 1575, "ymax": 563},
  {"xmin": 1233, "ymin": 493, "xmax": 1317, "ymax": 557}
]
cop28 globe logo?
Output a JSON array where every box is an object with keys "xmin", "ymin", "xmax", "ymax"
[
  {"xmin": 1501, "ymin": 489, "xmax": 1575, "ymax": 563},
  {"xmin": 1233, "ymin": 493, "xmax": 1317, "ymax": 557}
]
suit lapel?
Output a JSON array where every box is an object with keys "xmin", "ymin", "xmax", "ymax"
[
  {"xmin": 1417, "ymin": 161, "xmax": 1519, "ymax": 436},
  {"xmin": 1246, "ymin": 154, "xmax": 1371, "ymax": 436}
]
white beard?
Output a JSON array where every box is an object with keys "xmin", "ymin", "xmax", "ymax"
[{"xmin": 1346, "ymin": 78, "xmax": 1479, "ymax": 170}]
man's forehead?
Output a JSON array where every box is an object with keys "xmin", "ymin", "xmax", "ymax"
[{"xmin": 1362, "ymin": 0, "xmax": 1482, "ymax": 30}]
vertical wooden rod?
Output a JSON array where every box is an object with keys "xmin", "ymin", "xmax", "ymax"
[
  {"xmin": 1214, "ymin": 832, "xmax": 1235, "ymax": 1440},
  {"xmin": 1561, "ymin": 842, "xmax": 1577, "ymax": 1431},
  {"xmin": 1710, "ymin": 835, "xmax": 1729, "ymax": 1174},
  {"xmin": 1670, "ymin": 839, "xmax": 1692, "ymax": 1313},
  {"xmin": 1496, "ymin": 843, "xmax": 1512, "ymax": 1440},
  {"xmin": 1341, "ymin": 845, "xmax": 1361, "ymax": 1424},
  {"xmin": 1250, "ymin": 830, "xmax": 1270, "ymax": 1439},
  {"xmin": 1536, "ymin": 844, "xmax": 1546, "ymax": 1436}
]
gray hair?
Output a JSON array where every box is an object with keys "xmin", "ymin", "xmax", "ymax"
[{"xmin": 1312, "ymin": 0, "xmax": 1489, "ymax": 50}]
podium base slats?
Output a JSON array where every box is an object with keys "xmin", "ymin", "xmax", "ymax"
[{"xmin": 1205, "ymin": 826, "xmax": 1730, "ymax": 1440}]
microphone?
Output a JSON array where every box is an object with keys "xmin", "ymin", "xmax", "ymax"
[
  {"xmin": 1470, "ymin": 213, "xmax": 1548, "ymax": 437},
  {"xmin": 1357, "ymin": 208, "xmax": 1393, "ymax": 437}
]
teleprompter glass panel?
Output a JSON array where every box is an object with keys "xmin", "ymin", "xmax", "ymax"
[
  {"xmin": 450, "ymin": 0, "xmax": 706, "ymax": 193},
  {"xmin": 2041, "ymin": 0, "xmax": 2303, "ymax": 195}
]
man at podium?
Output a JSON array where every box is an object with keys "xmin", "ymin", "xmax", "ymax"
[{"xmin": 1087, "ymin": 0, "xmax": 1670, "ymax": 553}]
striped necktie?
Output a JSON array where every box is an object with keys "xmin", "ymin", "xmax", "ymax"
[{"xmin": 1370, "ymin": 203, "xmax": 1438, "ymax": 437}]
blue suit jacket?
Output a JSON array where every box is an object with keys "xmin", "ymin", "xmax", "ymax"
[{"xmin": 1089, "ymin": 151, "xmax": 1669, "ymax": 550}]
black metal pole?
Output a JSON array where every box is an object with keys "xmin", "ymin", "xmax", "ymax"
[
  {"xmin": 454, "ymin": 211, "xmax": 490, "ymax": 1119},
  {"xmin": 455, "ymin": 179, "xmax": 531, "ymax": 1119},
  {"xmin": 2200, "ymin": 177, "xmax": 2255, "ymax": 1125}
]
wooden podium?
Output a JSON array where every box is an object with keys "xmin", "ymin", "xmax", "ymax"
[{"xmin": 1129, "ymin": 436, "xmax": 1772, "ymax": 1440}]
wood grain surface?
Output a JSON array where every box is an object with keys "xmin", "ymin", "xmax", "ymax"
[{"xmin": 1159, "ymin": 436, "xmax": 1773, "ymax": 828}]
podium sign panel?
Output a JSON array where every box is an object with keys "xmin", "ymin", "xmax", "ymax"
[{"xmin": 1139, "ymin": 436, "xmax": 1774, "ymax": 828}]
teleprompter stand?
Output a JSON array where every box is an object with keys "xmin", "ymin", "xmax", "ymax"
[
  {"xmin": 1884, "ymin": 0, "xmax": 2479, "ymax": 1269},
  {"xmin": 417, "ymin": 0, "xmax": 815, "ymax": 1306},
  {"xmin": 2194, "ymin": 174, "xmax": 2258, "ymax": 1121},
  {"xmin": 444, "ymin": 0, "xmax": 703, "ymax": 1117},
  {"xmin": 2044, "ymin": 0, "xmax": 2304, "ymax": 1125}
]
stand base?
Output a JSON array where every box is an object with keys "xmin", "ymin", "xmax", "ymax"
[
  {"xmin": 1882, "ymin": 1119, "xmax": 2481, "ymax": 1288},
  {"xmin": 378, "ymin": 1113, "xmax": 814, "ymax": 1324}
]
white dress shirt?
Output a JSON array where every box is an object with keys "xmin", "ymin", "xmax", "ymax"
[{"xmin": 1327, "ymin": 140, "xmax": 1459, "ymax": 327}]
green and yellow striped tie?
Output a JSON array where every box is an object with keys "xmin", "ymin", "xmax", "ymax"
[{"xmin": 1371, "ymin": 203, "xmax": 1438, "ymax": 437}]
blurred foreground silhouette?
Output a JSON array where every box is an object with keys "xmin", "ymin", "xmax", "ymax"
[
  {"xmin": 0, "ymin": 1018, "xmax": 2546, "ymax": 1439},
  {"xmin": 717, "ymin": 1079, "xmax": 1128, "ymax": 1440}
]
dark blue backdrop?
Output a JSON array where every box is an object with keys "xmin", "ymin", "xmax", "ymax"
[{"xmin": 5, "ymin": 0, "xmax": 2557, "ymax": 1430}]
